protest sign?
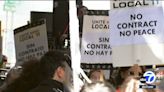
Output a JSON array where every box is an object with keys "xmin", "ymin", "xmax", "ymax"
[
  {"xmin": 110, "ymin": 6, "xmax": 164, "ymax": 67},
  {"xmin": 110, "ymin": 0, "xmax": 161, "ymax": 9},
  {"xmin": 81, "ymin": 13, "xmax": 111, "ymax": 63},
  {"xmin": 14, "ymin": 20, "xmax": 49, "ymax": 65}
]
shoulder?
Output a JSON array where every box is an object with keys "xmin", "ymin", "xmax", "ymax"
[
  {"xmin": 29, "ymin": 87, "xmax": 64, "ymax": 92},
  {"xmin": 29, "ymin": 79, "xmax": 65, "ymax": 92},
  {"xmin": 29, "ymin": 86, "xmax": 52, "ymax": 92}
]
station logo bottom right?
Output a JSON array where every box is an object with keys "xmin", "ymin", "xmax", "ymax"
[{"xmin": 139, "ymin": 71, "xmax": 156, "ymax": 89}]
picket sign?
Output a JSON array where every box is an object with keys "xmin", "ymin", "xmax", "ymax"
[
  {"xmin": 81, "ymin": 14, "xmax": 112, "ymax": 64},
  {"xmin": 110, "ymin": 5, "xmax": 164, "ymax": 67},
  {"xmin": 110, "ymin": 0, "xmax": 161, "ymax": 9},
  {"xmin": 14, "ymin": 20, "xmax": 49, "ymax": 65}
]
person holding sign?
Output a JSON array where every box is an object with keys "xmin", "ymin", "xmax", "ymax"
[
  {"xmin": 80, "ymin": 81, "xmax": 115, "ymax": 92},
  {"xmin": 119, "ymin": 76, "xmax": 157, "ymax": 92},
  {"xmin": 115, "ymin": 64, "xmax": 145, "ymax": 92},
  {"xmin": 88, "ymin": 69, "xmax": 105, "ymax": 82},
  {"xmin": 0, "ymin": 55, "xmax": 8, "ymax": 68}
]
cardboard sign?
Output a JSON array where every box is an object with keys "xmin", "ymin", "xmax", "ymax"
[
  {"xmin": 81, "ymin": 15, "xmax": 112, "ymax": 63},
  {"xmin": 110, "ymin": 6, "xmax": 164, "ymax": 67},
  {"xmin": 14, "ymin": 20, "xmax": 49, "ymax": 65}
]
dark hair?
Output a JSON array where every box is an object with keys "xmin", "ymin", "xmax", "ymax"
[
  {"xmin": 40, "ymin": 50, "xmax": 69, "ymax": 79},
  {"xmin": 88, "ymin": 69, "xmax": 105, "ymax": 82},
  {"xmin": 88, "ymin": 69, "xmax": 101, "ymax": 78},
  {"xmin": 114, "ymin": 66, "xmax": 146, "ymax": 88},
  {"xmin": 2, "ymin": 51, "xmax": 71, "ymax": 92},
  {"xmin": 80, "ymin": 81, "xmax": 115, "ymax": 92},
  {"xmin": 114, "ymin": 67, "xmax": 130, "ymax": 88},
  {"xmin": 2, "ymin": 55, "xmax": 7, "ymax": 62},
  {"xmin": 2, "ymin": 59, "xmax": 42, "ymax": 92}
]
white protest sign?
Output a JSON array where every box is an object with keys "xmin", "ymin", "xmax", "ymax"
[
  {"xmin": 81, "ymin": 15, "xmax": 111, "ymax": 63},
  {"xmin": 110, "ymin": 6, "xmax": 164, "ymax": 67},
  {"xmin": 110, "ymin": 0, "xmax": 161, "ymax": 9},
  {"xmin": 14, "ymin": 20, "xmax": 49, "ymax": 65}
]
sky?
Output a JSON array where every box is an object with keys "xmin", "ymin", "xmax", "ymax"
[{"xmin": 0, "ymin": 1, "xmax": 53, "ymax": 66}]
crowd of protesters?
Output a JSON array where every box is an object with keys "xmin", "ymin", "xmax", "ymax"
[{"xmin": 0, "ymin": 50, "xmax": 163, "ymax": 92}]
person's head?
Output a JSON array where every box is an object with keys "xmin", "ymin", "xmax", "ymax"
[
  {"xmin": 158, "ymin": 79, "xmax": 164, "ymax": 92},
  {"xmin": 120, "ymin": 76, "xmax": 148, "ymax": 92},
  {"xmin": 120, "ymin": 65, "xmax": 144, "ymax": 80},
  {"xmin": 80, "ymin": 81, "xmax": 115, "ymax": 92},
  {"xmin": 2, "ymin": 55, "xmax": 7, "ymax": 63},
  {"xmin": 115, "ymin": 65, "xmax": 145, "ymax": 88},
  {"xmin": 0, "ymin": 59, "xmax": 42, "ymax": 92},
  {"xmin": 128, "ymin": 64, "xmax": 144, "ymax": 78},
  {"xmin": 5, "ymin": 66, "xmax": 22, "ymax": 84},
  {"xmin": 0, "ymin": 66, "xmax": 22, "ymax": 91},
  {"xmin": 88, "ymin": 69, "xmax": 105, "ymax": 82},
  {"xmin": 0, "ymin": 55, "xmax": 8, "ymax": 68},
  {"xmin": 40, "ymin": 50, "xmax": 71, "ymax": 83},
  {"xmin": 78, "ymin": 6, "xmax": 88, "ymax": 17}
]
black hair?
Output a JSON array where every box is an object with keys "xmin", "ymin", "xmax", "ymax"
[
  {"xmin": 114, "ymin": 66, "xmax": 146, "ymax": 88},
  {"xmin": 2, "ymin": 59, "xmax": 42, "ymax": 92},
  {"xmin": 40, "ymin": 50, "xmax": 70, "ymax": 79},
  {"xmin": 1, "ymin": 51, "xmax": 71, "ymax": 92},
  {"xmin": 88, "ymin": 69, "xmax": 103, "ymax": 78},
  {"xmin": 114, "ymin": 67, "xmax": 130, "ymax": 88}
]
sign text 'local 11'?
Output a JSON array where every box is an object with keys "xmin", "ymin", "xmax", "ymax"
[{"xmin": 111, "ymin": 0, "xmax": 160, "ymax": 9}]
